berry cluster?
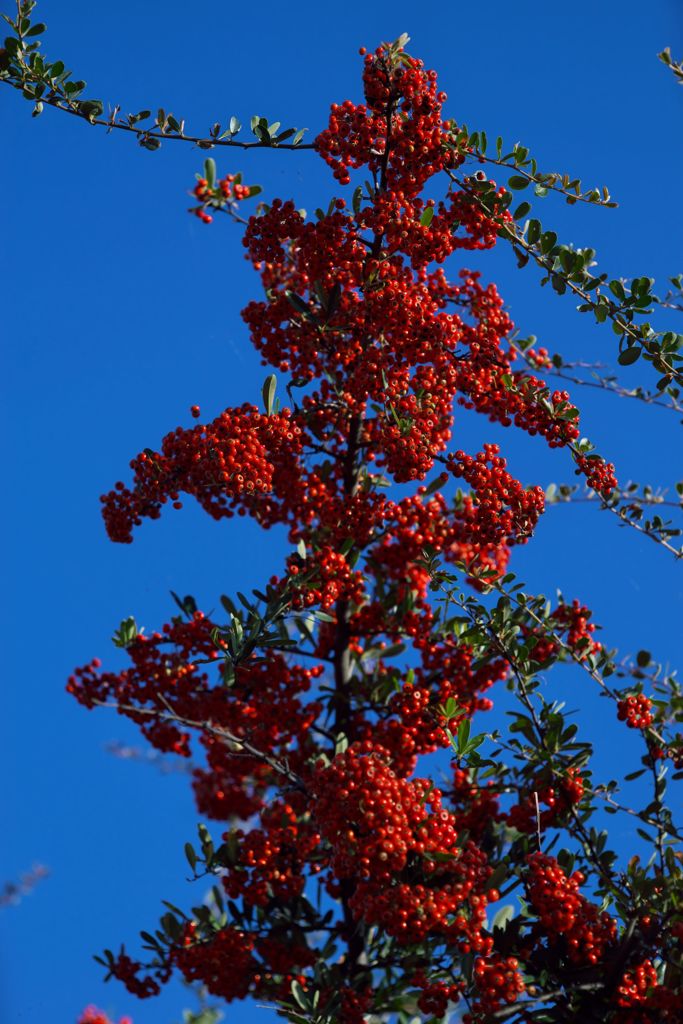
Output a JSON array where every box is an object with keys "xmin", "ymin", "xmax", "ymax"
[
  {"xmin": 450, "ymin": 767, "xmax": 502, "ymax": 840},
  {"xmin": 109, "ymin": 951, "xmax": 164, "ymax": 998},
  {"xmin": 174, "ymin": 925, "xmax": 256, "ymax": 1002},
  {"xmin": 617, "ymin": 694, "xmax": 654, "ymax": 730},
  {"xmin": 310, "ymin": 744, "xmax": 497, "ymax": 945},
  {"xmin": 574, "ymin": 452, "xmax": 618, "ymax": 498},
  {"xmin": 78, "ymin": 1009, "xmax": 132, "ymax": 1024},
  {"xmin": 316, "ymin": 44, "xmax": 458, "ymax": 193},
  {"xmin": 100, "ymin": 405, "xmax": 303, "ymax": 542},
  {"xmin": 525, "ymin": 597, "xmax": 602, "ymax": 665},
  {"xmin": 415, "ymin": 976, "xmax": 463, "ymax": 1017},
  {"xmin": 448, "ymin": 444, "xmax": 546, "ymax": 547},
  {"xmin": 507, "ymin": 767, "xmax": 584, "ymax": 833},
  {"xmin": 525, "ymin": 853, "xmax": 617, "ymax": 965},
  {"xmin": 222, "ymin": 800, "xmax": 321, "ymax": 909},
  {"xmin": 614, "ymin": 958, "xmax": 683, "ymax": 1022},
  {"xmin": 69, "ymin": 612, "xmax": 323, "ymax": 818},
  {"xmin": 286, "ymin": 545, "xmax": 365, "ymax": 611},
  {"xmin": 467, "ymin": 955, "xmax": 526, "ymax": 1017},
  {"xmin": 190, "ymin": 172, "xmax": 254, "ymax": 223}
]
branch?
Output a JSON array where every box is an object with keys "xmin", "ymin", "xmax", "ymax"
[
  {"xmin": 91, "ymin": 699, "xmax": 308, "ymax": 793},
  {"xmin": 545, "ymin": 477, "xmax": 683, "ymax": 561},
  {"xmin": 510, "ymin": 342, "xmax": 683, "ymax": 417},
  {"xmin": 0, "ymin": 4, "xmax": 312, "ymax": 152},
  {"xmin": 449, "ymin": 126, "xmax": 616, "ymax": 208},
  {"xmin": 447, "ymin": 170, "xmax": 683, "ymax": 392},
  {"xmin": 658, "ymin": 47, "xmax": 683, "ymax": 86}
]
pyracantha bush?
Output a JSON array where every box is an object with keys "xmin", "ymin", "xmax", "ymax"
[{"xmin": 5, "ymin": 12, "xmax": 678, "ymax": 1023}]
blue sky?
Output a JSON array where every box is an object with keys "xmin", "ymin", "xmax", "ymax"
[{"xmin": 3, "ymin": 1, "xmax": 683, "ymax": 1021}]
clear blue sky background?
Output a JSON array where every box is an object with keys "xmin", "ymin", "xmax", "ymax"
[{"xmin": 3, "ymin": 1, "xmax": 683, "ymax": 1021}]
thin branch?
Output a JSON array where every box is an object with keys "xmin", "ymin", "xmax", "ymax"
[
  {"xmin": 509, "ymin": 343, "xmax": 683, "ymax": 416},
  {"xmin": 0, "ymin": 74, "xmax": 316, "ymax": 151},
  {"xmin": 448, "ymin": 170, "xmax": 683, "ymax": 390},
  {"xmin": 90, "ymin": 699, "xmax": 308, "ymax": 793}
]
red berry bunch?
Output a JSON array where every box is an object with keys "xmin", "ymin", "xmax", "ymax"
[
  {"xmin": 337, "ymin": 986, "xmax": 374, "ymax": 1024},
  {"xmin": 174, "ymin": 925, "xmax": 256, "ymax": 1001},
  {"xmin": 190, "ymin": 172, "xmax": 254, "ymax": 223},
  {"xmin": 316, "ymin": 43, "xmax": 458, "ymax": 193},
  {"xmin": 551, "ymin": 598, "xmax": 600, "ymax": 656},
  {"xmin": 450, "ymin": 767, "xmax": 502, "ymax": 840},
  {"xmin": 310, "ymin": 744, "xmax": 499, "ymax": 945},
  {"xmin": 466, "ymin": 955, "xmax": 526, "ymax": 1017},
  {"xmin": 525, "ymin": 853, "xmax": 617, "ymax": 965},
  {"xmin": 448, "ymin": 444, "xmax": 546, "ymax": 547},
  {"xmin": 574, "ymin": 452, "xmax": 618, "ymax": 498},
  {"xmin": 109, "ymin": 951, "xmax": 164, "ymax": 998},
  {"xmin": 617, "ymin": 694, "xmax": 654, "ymax": 730},
  {"xmin": 78, "ymin": 1008, "xmax": 132, "ymax": 1024},
  {"xmin": 525, "ymin": 346, "xmax": 553, "ymax": 369},
  {"xmin": 286, "ymin": 545, "xmax": 365, "ymax": 611},
  {"xmin": 311, "ymin": 744, "xmax": 440, "ymax": 881},
  {"xmin": 614, "ymin": 958, "xmax": 683, "ymax": 1022},
  {"xmin": 99, "ymin": 405, "xmax": 303, "ymax": 542},
  {"xmin": 222, "ymin": 801, "xmax": 321, "ymax": 909},
  {"xmin": 507, "ymin": 766, "xmax": 585, "ymax": 833},
  {"xmin": 69, "ymin": 612, "xmax": 323, "ymax": 818},
  {"xmin": 415, "ymin": 976, "xmax": 463, "ymax": 1017},
  {"xmin": 521, "ymin": 597, "xmax": 601, "ymax": 664}
]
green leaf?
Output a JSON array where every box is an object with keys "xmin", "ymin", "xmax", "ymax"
[
  {"xmin": 486, "ymin": 863, "xmax": 508, "ymax": 893},
  {"xmin": 335, "ymin": 732, "xmax": 349, "ymax": 754},
  {"xmin": 609, "ymin": 279, "xmax": 626, "ymax": 301},
  {"xmin": 513, "ymin": 201, "xmax": 531, "ymax": 220},
  {"xmin": 170, "ymin": 591, "xmax": 198, "ymax": 618},
  {"xmin": 291, "ymin": 980, "xmax": 310, "ymax": 1011},
  {"xmin": 508, "ymin": 175, "xmax": 529, "ymax": 190},
  {"xmin": 77, "ymin": 98, "xmax": 104, "ymax": 120},
  {"xmin": 198, "ymin": 823, "xmax": 214, "ymax": 861},
  {"xmin": 492, "ymin": 904, "xmax": 515, "ymax": 931},
  {"xmin": 254, "ymin": 123, "xmax": 271, "ymax": 145},
  {"xmin": 420, "ymin": 205, "xmax": 435, "ymax": 227},
  {"xmin": 424, "ymin": 472, "xmax": 448, "ymax": 496},
  {"xmin": 184, "ymin": 843, "xmax": 198, "ymax": 871},
  {"xmin": 618, "ymin": 346, "xmax": 641, "ymax": 366},
  {"xmin": 285, "ymin": 290, "xmax": 310, "ymax": 315},
  {"xmin": 112, "ymin": 616, "xmax": 138, "ymax": 648},
  {"xmin": 204, "ymin": 157, "xmax": 216, "ymax": 188},
  {"xmin": 540, "ymin": 230, "xmax": 558, "ymax": 254},
  {"xmin": 457, "ymin": 718, "xmax": 471, "ymax": 753}
]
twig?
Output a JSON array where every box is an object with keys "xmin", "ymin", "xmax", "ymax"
[{"xmin": 90, "ymin": 699, "xmax": 308, "ymax": 793}]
